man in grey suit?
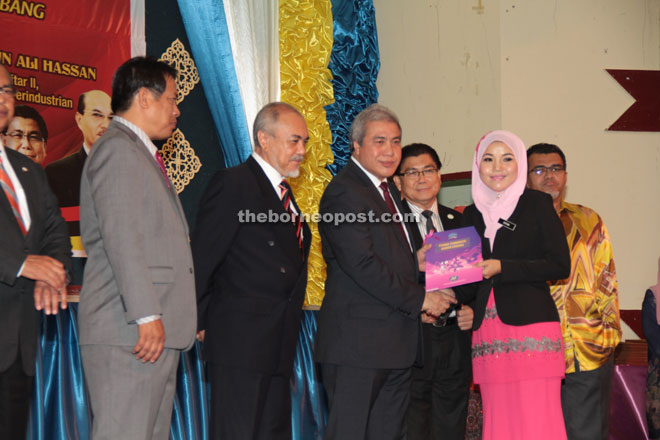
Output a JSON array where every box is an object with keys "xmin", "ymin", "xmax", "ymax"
[{"xmin": 78, "ymin": 57, "xmax": 196, "ymax": 440}]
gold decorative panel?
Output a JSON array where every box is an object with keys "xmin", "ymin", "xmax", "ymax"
[
  {"xmin": 161, "ymin": 129, "xmax": 201, "ymax": 194},
  {"xmin": 159, "ymin": 38, "xmax": 200, "ymax": 104}
]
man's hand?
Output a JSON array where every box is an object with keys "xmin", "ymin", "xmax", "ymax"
[
  {"xmin": 133, "ymin": 319, "xmax": 165, "ymax": 363},
  {"xmin": 416, "ymin": 243, "xmax": 432, "ymax": 272},
  {"xmin": 21, "ymin": 255, "xmax": 67, "ymax": 291},
  {"xmin": 457, "ymin": 304, "xmax": 474, "ymax": 331},
  {"xmin": 474, "ymin": 259, "xmax": 501, "ymax": 279},
  {"xmin": 421, "ymin": 288, "xmax": 457, "ymax": 318},
  {"xmin": 196, "ymin": 330, "xmax": 205, "ymax": 342},
  {"xmin": 33, "ymin": 280, "xmax": 67, "ymax": 315}
]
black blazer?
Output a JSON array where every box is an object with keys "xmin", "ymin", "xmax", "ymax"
[
  {"xmin": 456, "ymin": 189, "xmax": 570, "ymax": 330},
  {"xmin": 45, "ymin": 146, "xmax": 87, "ymax": 208},
  {"xmin": 192, "ymin": 156, "xmax": 311, "ymax": 375},
  {"xmin": 0, "ymin": 147, "xmax": 71, "ymax": 375},
  {"xmin": 315, "ymin": 160, "xmax": 425, "ymax": 369}
]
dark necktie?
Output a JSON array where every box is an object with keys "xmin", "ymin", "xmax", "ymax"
[
  {"xmin": 154, "ymin": 151, "xmax": 171, "ymax": 189},
  {"xmin": 279, "ymin": 180, "xmax": 304, "ymax": 259},
  {"xmin": 379, "ymin": 181, "xmax": 407, "ymax": 242},
  {"xmin": 0, "ymin": 156, "xmax": 27, "ymax": 235},
  {"xmin": 421, "ymin": 210, "xmax": 435, "ymax": 235}
]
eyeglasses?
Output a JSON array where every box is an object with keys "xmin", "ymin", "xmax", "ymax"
[
  {"xmin": 399, "ymin": 167, "xmax": 439, "ymax": 179},
  {"xmin": 529, "ymin": 165, "xmax": 565, "ymax": 176},
  {"xmin": 0, "ymin": 85, "xmax": 16, "ymax": 98},
  {"xmin": 4, "ymin": 132, "xmax": 45, "ymax": 146}
]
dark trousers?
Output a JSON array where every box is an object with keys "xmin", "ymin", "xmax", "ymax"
[
  {"xmin": 561, "ymin": 355, "xmax": 614, "ymax": 440},
  {"xmin": 321, "ymin": 363, "xmax": 411, "ymax": 440},
  {"xmin": 208, "ymin": 363, "xmax": 292, "ymax": 440},
  {"xmin": 0, "ymin": 351, "xmax": 33, "ymax": 440},
  {"xmin": 407, "ymin": 324, "xmax": 472, "ymax": 440}
]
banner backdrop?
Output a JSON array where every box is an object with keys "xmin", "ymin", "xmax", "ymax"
[{"xmin": 0, "ymin": 0, "xmax": 131, "ymax": 166}]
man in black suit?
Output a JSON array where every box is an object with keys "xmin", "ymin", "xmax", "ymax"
[
  {"xmin": 192, "ymin": 102, "xmax": 311, "ymax": 440},
  {"xmin": 0, "ymin": 64, "xmax": 71, "ymax": 438},
  {"xmin": 46, "ymin": 90, "xmax": 112, "ymax": 207},
  {"xmin": 393, "ymin": 143, "xmax": 473, "ymax": 440},
  {"xmin": 316, "ymin": 105, "xmax": 455, "ymax": 440}
]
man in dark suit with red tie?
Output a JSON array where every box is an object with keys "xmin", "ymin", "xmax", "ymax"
[
  {"xmin": 393, "ymin": 143, "xmax": 473, "ymax": 440},
  {"xmin": 316, "ymin": 104, "xmax": 455, "ymax": 440},
  {"xmin": 0, "ymin": 64, "xmax": 70, "ymax": 439},
  {"xmin": 192, "ymin": 102, "xmax": 311, "ymax": 440}
]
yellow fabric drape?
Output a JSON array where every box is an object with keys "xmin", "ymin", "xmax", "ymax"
[{"xmin": 279, "ymin": 0, "xmax": 334, "ymax": 308}]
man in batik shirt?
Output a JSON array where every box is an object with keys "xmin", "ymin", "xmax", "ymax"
[{"xmin": 526, "ymin": 143, "xmax": 621, "ymax": 440}]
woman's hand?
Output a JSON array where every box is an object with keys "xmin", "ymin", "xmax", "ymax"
[{"xmin": 474, "ymin": 259, "xmax": 501, "ymax": 279}]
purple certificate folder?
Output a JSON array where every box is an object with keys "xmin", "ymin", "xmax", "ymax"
[{"xmin": 425, "ymin": 226, "xmax": 483, "ymax": 290}]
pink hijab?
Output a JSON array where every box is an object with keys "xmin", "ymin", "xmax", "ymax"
[
  {"xmin": 471, "ymin": 130, "xmax": 528, "ymax": 251},
  {"xmin": 651, "ymin": 257, "xmax": 660, "ymax": 324}
]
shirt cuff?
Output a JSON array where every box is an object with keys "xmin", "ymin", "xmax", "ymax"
[
  {"xmin": 135, "ymin": 315, "xmax": 161, "ymax": 325},
  {"xmin": 17, "ymin": 259, "xmax": 26, "ymax": 278}
]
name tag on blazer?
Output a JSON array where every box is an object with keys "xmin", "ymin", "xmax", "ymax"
[{"xmin": 498, "ymin": 218, "xmax": 517, "ymax": 231}]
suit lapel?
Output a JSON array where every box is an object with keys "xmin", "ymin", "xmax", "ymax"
[
  {"xmin": 4, "ymin": 153, "xmax": 38, "ymax": 239},
  {"xmin": 246, "ymin": 157, "xmax": 301, "ymax": 264},
  {"xmin": 345, "ymin": 161, "xmax": 412, "ymax": 253},
  {"xmin": 112, "ymin": 122, "xmax": 189, "ymax": 232},
  {"xmin": 437, "ymin": 205, "xmax": 461, "ymax": 231},
  {"xmin": 401, "ymin": 200, "xmax": 424, "ymax": 251}
]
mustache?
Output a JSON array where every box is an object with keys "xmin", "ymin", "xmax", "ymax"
[{"xmin": 290, "ymin": 154, "xmax": 304, "ymax": 162}]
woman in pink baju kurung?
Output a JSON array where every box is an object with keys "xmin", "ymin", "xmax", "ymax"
[{"xmin": 455, "ymin": 131, "xmax": 570, "ymax": 440}]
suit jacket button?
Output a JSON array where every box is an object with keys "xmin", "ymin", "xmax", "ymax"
[
  {"xmin": 280, "ymin": 267, "xmax": 286, "ymax": 273},
  {"xmin": 268, "ymin": 240, "xmax": 275, "ymax": 247},
  {"xmin": 189, "ymin": 268, "xmax": 193, "ymax": 273}
]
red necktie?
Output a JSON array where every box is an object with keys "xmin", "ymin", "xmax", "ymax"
[
  {"xmin": 379, "ymin": 181, "xmax": 407, "ymax": 242},
  {"xmin": 154, "ymin": 151, "xmax": 171, "ymax": 188},
  {"xmin": 0, "ymin": 156, "xmax": 27, "ymax": 235},
  {"xmin": 280, "ymin": 180, "xmax": 304, "ymax": 259}
]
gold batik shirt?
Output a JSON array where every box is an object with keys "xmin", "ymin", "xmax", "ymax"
[{"xmin": 550, "ymin": 201, "xmax": 621, "ymax": 373}]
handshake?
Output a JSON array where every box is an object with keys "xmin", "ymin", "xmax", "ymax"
[{"xmin": 421, "ymin": 289, "xmax": 473, "ymax": 330}]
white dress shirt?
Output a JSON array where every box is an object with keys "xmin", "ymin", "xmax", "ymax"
[
  {"xmin": 351, "ymin": 157, "xmax": 412, "ymax": 251},
  {"xmin": 406, "ymin": 199, "xmax": 444, "ymax": 240},
  {"xmin": 252, "ymin": 151, "xmax": 301, "ymax": 218}
]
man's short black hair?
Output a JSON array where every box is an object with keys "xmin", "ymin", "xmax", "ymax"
[
  {"xmin": 77, "ymin": 92, "xmax": 87, "ymax": 115},
  {"xmin": 396, "ymin": 143, "xmax": 442, "ymax": 175},
  {"xmin": 111, "ymin": 56, "xmax": 177, "ymax": 114},
  {"xmin": 8, "ymin": 105, "xmax": 48, "ymax": 141},
  {"xmin": 527, "ymin": 143, "xmax": 567, "ymax": 169}
]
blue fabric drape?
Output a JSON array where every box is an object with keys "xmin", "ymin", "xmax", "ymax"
[
  {"xmin": 176, "ymin": 0, "xmax": 252, "ymax": 167},
  {"xmin": 291, "ymin": 311, "xmax": 327, "ymax": 440},
  {"xmin": 28, "ymin": 307, "xmax": 90, "ymax": 440},
  {"xmin": 325, "ymin": 0, "xmax": 380, "ymax": 175},
  {"xmin": 27, "ymin": 305, "xmax": 209, "ymax": 440}
]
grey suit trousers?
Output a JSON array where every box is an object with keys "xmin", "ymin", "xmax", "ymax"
[{"xmin": 81, "ymin": 345, "xmax": 179, "ymax": 440}]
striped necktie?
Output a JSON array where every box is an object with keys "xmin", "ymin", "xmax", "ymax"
[
  {"xmin": 379, "ymin": 181, "xmax": 407, "ymax": 241},
  {"xmin": 279, "ymin": 180, "xmax": 304, "ymax": 259},
  {"xmin": 0, "ymin": 156, "xmax": 27, "ymax": 235}
]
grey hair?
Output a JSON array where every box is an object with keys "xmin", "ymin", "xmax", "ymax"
[
  {"xmin": 349, "ymin": 103, "xmax": 401, "ymax": 149},
  {"xmin": 252, "ymin": 102, "xmax": 302, "ymax": 149}
]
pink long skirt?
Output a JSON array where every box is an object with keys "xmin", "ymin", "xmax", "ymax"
[{"xmin": 472, "ymin": 290, "xmax": 567, "ymax": 440}]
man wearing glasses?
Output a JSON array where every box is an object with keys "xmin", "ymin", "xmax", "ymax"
[
  {"xmin": 527, "ymin": 143, "xmax": 620, "ymax": 440},
  {"xmin": 0, "ymin": 64, "xmax": 70, "ymax": 439},
  {"xmin": 393, "ymin": 143, "xmax": 473, "ymax": 440},
  {"xmin": 2, "ymin": 105, "xmax": 48, "ymax": 165},
  {"xmin": 46, "ymin": 90, "xmax": 112, "ymax": 207}
]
